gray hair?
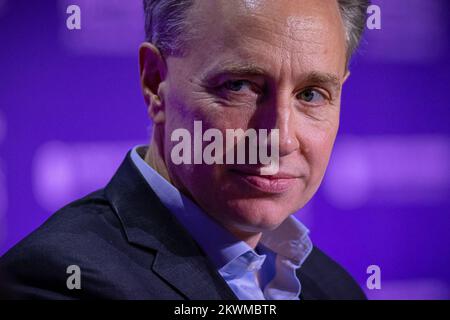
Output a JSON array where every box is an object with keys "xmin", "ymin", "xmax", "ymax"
[{"xmin": 143, "ymin": 0, "xmax": 370, "ymax": 62}]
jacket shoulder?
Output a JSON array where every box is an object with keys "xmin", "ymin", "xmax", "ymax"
[
  {"xmin": 0, "ymin": 190, "xmax": 130, "ymax": 299},
  {"xmin": 2, "ymin": 189, "xmax": 118, "ymax": 255},
  {"xmin": 298, "ymin": 246, "xmax": 367, "ymax": 300}
]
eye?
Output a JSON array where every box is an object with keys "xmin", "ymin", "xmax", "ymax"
[
  {"xmin": 223, "ymin": 80, "xmax": 253, "ymax": 92},
  {"xmin": 297, "ymin": 88, "xmax": 327, "ymax": 105}
]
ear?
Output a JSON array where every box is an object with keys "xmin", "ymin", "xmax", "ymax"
[{"xmin": 139, "ymin": 42, "xmax": 167, "ymax": 124}]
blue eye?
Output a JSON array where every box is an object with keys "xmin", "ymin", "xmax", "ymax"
[
  {"xmin": 223, "ymin": 80, "xmax": 252, "ymax": 92},
  {"xmin": 298, "ymin": 88, "xmax": 326, "ymax": 104}
]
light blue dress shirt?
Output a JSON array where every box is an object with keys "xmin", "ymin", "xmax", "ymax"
[{"xmin": 131, "ymin": 146, "xmax": 313, "ymax": 300}]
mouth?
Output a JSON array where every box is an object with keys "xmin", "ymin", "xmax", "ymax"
[{"xmin": 229, "ymin": 167, "xmax": 300, "ymax": 194}]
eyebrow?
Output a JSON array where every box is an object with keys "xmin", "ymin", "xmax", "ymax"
[
  {"xmin": 202, "ymin": 63, "xmax": 342, "ymax": 92},
  {"xmin": 201, "ymin": 63, "xmax": 267, "ymax": 81},
  {"xmin": 303, "ymin": 71, "xmax": 342, "ymax": 93}
]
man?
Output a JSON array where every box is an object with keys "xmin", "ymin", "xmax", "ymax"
[{"xmin": 0, "ymin": 0, "xmax": 369, "ymax": 299}]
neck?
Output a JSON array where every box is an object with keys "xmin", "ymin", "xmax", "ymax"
[
  {"xmin": 232, "ymin": 230, "xmax": 262, "ymax": 249},
  {"xmin": 144, "ymin": 127, "xmax": 172, "ymax": 183},
  {"xmin": 145, "ymin": 145, "xmax": 171, "ymax": 183}
]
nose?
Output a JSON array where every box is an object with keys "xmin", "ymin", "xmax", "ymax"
[
  {"xmin": 256, "ymin": 90, "xmax": 300, "ymax": 157},
  {"xmin": 275, "ymin": 104, "xmax": 300, "ymax": 157}
]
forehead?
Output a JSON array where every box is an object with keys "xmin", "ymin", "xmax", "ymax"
[{"xmin": 181, "ymin": 0, "xmax": 347, "ymax": 76}]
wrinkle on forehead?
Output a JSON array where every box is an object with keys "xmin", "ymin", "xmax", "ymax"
[
  {"xmin": 190, "ymin": 0, "xmax": 339, "ymax": 45},
  {"xmin": 242, "ymin": 0, "xmax": 265, "ymax": 10},
  {"xmin": 184, "ymin": 0, "xmax": 347, "ymax": 77},
  {"xmin": 286, "ymin": 15, "xmax": 319, "ymax": 36},
  {"xmin": 229, "ymin": 14, "xmax": 327, "ymax": 62},
  {"xmin": 230, "ymin": 2, "xmax": 337, "ymax": 48}
]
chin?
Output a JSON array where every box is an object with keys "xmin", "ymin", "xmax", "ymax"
[{"xmin": 220, "ymin": 196, "xmax": 299, "ymax": 233}]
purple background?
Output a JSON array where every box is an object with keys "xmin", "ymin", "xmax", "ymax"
[{"xmin": 0, "ymin": 0, "xmax": 449, "ymax": 299}]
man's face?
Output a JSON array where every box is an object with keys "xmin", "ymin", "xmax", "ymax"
[{"xmin": 158, "ymin": 0, "xmax": 347, "ymax": 236}]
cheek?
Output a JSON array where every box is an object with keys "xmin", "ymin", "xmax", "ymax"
[
  {"xmin": 303, "ymin": 125, "xmax": 338, "ymax": 181},
  {"xmin": 163, "ymin": 114, "xmax": 224, "ymax": 193}
]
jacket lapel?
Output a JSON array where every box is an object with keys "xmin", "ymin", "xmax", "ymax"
[{"xmin": 105, "ymin": 152, "xmax": 237, "ymax": 300}]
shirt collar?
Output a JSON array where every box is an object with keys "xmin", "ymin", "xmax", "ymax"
[
  {"xmin": 260, "ymin": 216, "xmax": 312, "ymax": 267},
  {"xmin": 130, "ymin": 145, "xmax": 312, "ymax": 270}
]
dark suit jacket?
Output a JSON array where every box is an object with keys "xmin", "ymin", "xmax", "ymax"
[{"xmin": 0, "ymin": 152, "xmax": 366, "ymax": 300}]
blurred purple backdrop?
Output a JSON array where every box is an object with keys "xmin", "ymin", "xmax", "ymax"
[{"xmin": 0, "ymin": 0, "xmax": 449, "ymax": 299}]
